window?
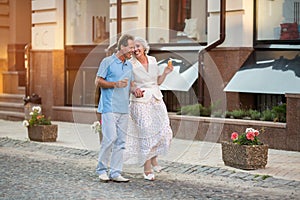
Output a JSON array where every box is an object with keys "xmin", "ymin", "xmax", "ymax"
[
  {"xmin": 256, "ymin": 0, "xmax": 300, "ymax": 43},
  {"xmin": 65, "ymin": 0, "xmax": 110, "ymax": 45},
  {"xmin": 147, "ymin": 0, "xmax": 207, "ymax": 44},
  {"xmin": 169, "ymin": 0, "xmax": 191, "ymax": 32},
  {"xmin": 65, "ymin": 0, "xmax": 110, "ymax": 106}
]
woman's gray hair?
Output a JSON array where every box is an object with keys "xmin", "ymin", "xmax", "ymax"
[{"xmin": 135, "ymin": 36, "xmax": 150, "ymax": 54}]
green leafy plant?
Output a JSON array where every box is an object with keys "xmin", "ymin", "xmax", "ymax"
[
  {"xmin": 22, "ymin": 106, "xmax": 52, "ymax": 127},
  {"xmin": 272, "ymin": 103, "xmax": 286, "ymax": 122},
  {"xmin": 177, "ymin": 103, "xmax": 219, "ymax": 117},
  {"xmin": 261, "ymin": 109, "xmax": 275, "ymax": 121},
  {"xmin": 177, "ymin": 102, "xmax": 286, "ymax": 123},
  {"xmin": 248, "ymin": 109, "xmax": 261, "ymax": 120},
  {"xmin": 199, "ymin": 104, "xmax": 211, "ymax": 116},
  {"xmin": 231, "ymin": 127, "xmax": 264, "ymax": 145},
  {"xmin": 229, "ymin": 109, "xmax": 247, "ymax": 119},
  {"xmin": 177, "ymin": 104, "xmax": 200, "ymax": 116},
  {"xmin": 211, "ymin": 110, "xmax": 225, "ymax": 118}
]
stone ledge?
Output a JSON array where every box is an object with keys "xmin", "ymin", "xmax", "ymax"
[
  {"xmin": 169, "ymin": 113, "xmax": 286, "ymax": 129},
  {"xmin": 286, "ymin": 93, "xmax": 300, "ymax": 99}
]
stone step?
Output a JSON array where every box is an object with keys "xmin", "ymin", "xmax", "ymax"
[
  {"xmin": 0, "ymin": 102, "xmax": 24, "ymax": 113},
  {"xmin": 0, "ymin": 93, "xmax": 25, "ymax": 103},
  {"xmin": 0, "ymin": 110, "xmax": 24, "ymax": 121},
  {"xmin": 0, "ymin": 93, "xmax": 25, "ymax": 121}
]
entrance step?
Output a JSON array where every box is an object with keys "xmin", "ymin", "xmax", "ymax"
[
  {"xmin": 0, "ymin": 93, "xmax": 24, "ymax": 103},
  {"xmin": 0, "ymin": 102, "xmax": 24, "ymax": 112},
  {"xmin": 0, "ymin": 93, "xmax": 25, "ymax": 121},
  {"xmin": 0, "ymin": 110, "xmax": 24, "ymax": 121}
]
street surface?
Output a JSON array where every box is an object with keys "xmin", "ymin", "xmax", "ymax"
[{"xmin": 1, "ymin": 138, "xmax": 299, "ymax": 200}]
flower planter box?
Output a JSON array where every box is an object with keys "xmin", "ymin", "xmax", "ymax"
[
  {"xmin": 221, "ymin": 141, "xmax": 268, "ymax": 170},
  {"xmin": 28, "ymin": 124, "xmax": 58, "ymax": 142}
]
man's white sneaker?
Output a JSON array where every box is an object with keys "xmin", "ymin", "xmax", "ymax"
[
  {"xmin": 99, "ymin": 173, "xmax": 110, "ymax": 182},
  {"xmin": 111, "ymin": 175, "xmax": 130, "ymax": 183}
]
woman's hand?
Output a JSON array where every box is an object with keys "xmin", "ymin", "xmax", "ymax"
[
  {"xmin": 133, "ymin": 88, "xmax": 145, "ymax": 98},
  {"xmin": 164, "ymin": 60, "xmax": 174, "ymax": 74},
  {"xmin": 157, "ymin": 60, "xmax": 174, "ymax": 85},
  {"xmin": 164, "ymin": 65, "xmax": 173, "ymax": 74}
]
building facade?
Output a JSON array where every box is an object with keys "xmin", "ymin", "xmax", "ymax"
[{"xmin": 0, "ymin": 0, "xmax": 299, "ymax": 123}]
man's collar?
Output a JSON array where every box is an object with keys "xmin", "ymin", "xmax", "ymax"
[
  {"xmin": 113, "ymin": 53, "xmax": 123, "ymax": 64},
  {"xmin": 113, "ymin": 53, "xmax": 130, "ymax": 65}
]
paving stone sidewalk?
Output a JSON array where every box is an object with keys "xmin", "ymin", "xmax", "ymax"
[
  {"xmin": 0, "ymin": 120, "xmax": 300, "ymax": 181},
  {"xmin": 1, "ymin": 137, "xmax": 300, "ymax": 191},
  {"xmin": 1, "ymin": 119, "xmax": 299, "ymax": 183}
]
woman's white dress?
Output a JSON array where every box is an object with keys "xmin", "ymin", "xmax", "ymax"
[{"xmin": 123, "ymin": 55, "xmax": 173, "ymax": 166}]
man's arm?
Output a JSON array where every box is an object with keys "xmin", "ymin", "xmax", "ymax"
[{"xmin": 95, "ymin": 76, "xmax": 128, "ymax": 88}]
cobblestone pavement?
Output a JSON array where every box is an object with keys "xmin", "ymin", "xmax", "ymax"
[{"xmin": 1, "ymin": 138, "xmax": 299, "ymax": 200}]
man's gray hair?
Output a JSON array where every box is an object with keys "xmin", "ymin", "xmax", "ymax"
[{"xmin": 117, "ymin": 34, "xmax": 134, "ymax": 50}]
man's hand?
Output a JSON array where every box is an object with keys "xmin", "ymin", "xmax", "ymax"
[{"xmin": 115, "ymin": 78, "xmax": 128, "ymax": 88}]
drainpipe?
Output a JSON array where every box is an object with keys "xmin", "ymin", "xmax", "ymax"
[
  {"xmin": 24, "ymin": 43, "xmax": 31, "ymax": 98},
  {"xmin": 117, "ymin": 0, "xmax": 122, "ymax": 39},
  {"xmin": 198, "ymin": 0, "xmax": 226, "ymax": 105}
]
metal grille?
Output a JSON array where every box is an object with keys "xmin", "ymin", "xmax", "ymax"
[{"xmin": 256, "ymin": 94, "xmax": 286, "ymax": 112}]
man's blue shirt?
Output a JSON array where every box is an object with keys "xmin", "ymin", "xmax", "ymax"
[{"xmin": 97, "ymin": 54, "xmax": 133, "ymax": 114}]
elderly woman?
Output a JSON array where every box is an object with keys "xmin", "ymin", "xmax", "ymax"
[{"xmin": 124, "ymin": 37, "xmax": 173, "ymax": 181}]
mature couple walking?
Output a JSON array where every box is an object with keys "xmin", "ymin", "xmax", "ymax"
[{"xmin": 94, "ymin": 34, "xmax": 173, "ymax": 182}]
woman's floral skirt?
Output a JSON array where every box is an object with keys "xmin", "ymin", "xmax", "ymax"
[{"xmin": 124, "ymin": 97, "xmax": 173, "ymax": 166}]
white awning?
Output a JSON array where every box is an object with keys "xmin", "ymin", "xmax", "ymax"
[
  {"xmin": 158, "ymin": 59, "xmax": 198, "ymax": 91},
  {"xmin": 224, "ymin": 55, "xmax": 300, "ymax": 94}
]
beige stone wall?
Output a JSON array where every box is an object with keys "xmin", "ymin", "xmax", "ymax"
[
  {"xmin": 31, "ymin": 0, "xmax": 64, "ymax": 50},
  {"xmin": 109, "ymin": 0, "xmax": 147, "ymax": 44},
  {"xmin": 0, "ymin": 0, "xmax": 31, "ymax": 93},
  {"xmin": 0, "ymin": 59, "xmax": 8, "ymax": 93},
  {"xmin": 0, "ymin": 0, "xmax": 9, "ymax": 61}
]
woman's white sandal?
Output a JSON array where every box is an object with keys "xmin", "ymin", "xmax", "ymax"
[{"xmin": 143, "ymin": 173, "xmax": 155, "ymax": 181}]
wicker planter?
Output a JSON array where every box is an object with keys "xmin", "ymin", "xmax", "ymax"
[
  {"xmin": 221, "ymin": 141, "xmax": 268, "ymax": 170},
  {"xmin": 28, "ymin": 124, "xmax": 58, "ymax": 142}
]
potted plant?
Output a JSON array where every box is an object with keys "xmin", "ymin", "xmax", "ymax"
[
  {"xmin": 221, "ymin": 128, "xmax": 268, "ymax": 170},
  {"xmin": 23, "ymin": 106, "xmax": 57, "ymax": 142}
]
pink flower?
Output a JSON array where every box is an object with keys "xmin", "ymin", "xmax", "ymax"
[
  {"xmin": 231, "ymin": 132, "xmax": 239, "ymax": 140},
  {"xmin": 254, "ymin": 130, "xmax": 259, "ymax": 136},
  {"xmin": 246, "ymin": 131, "xmax": 255, "ymax": 141}
]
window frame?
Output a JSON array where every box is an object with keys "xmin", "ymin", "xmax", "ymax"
[
  {"xmin": 253, "ymin": 0, "xmax": 300, "ymax": 47},
  {"xmin": 146, "ymin": 0, "xmax": 207, "ymax": 46}
]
